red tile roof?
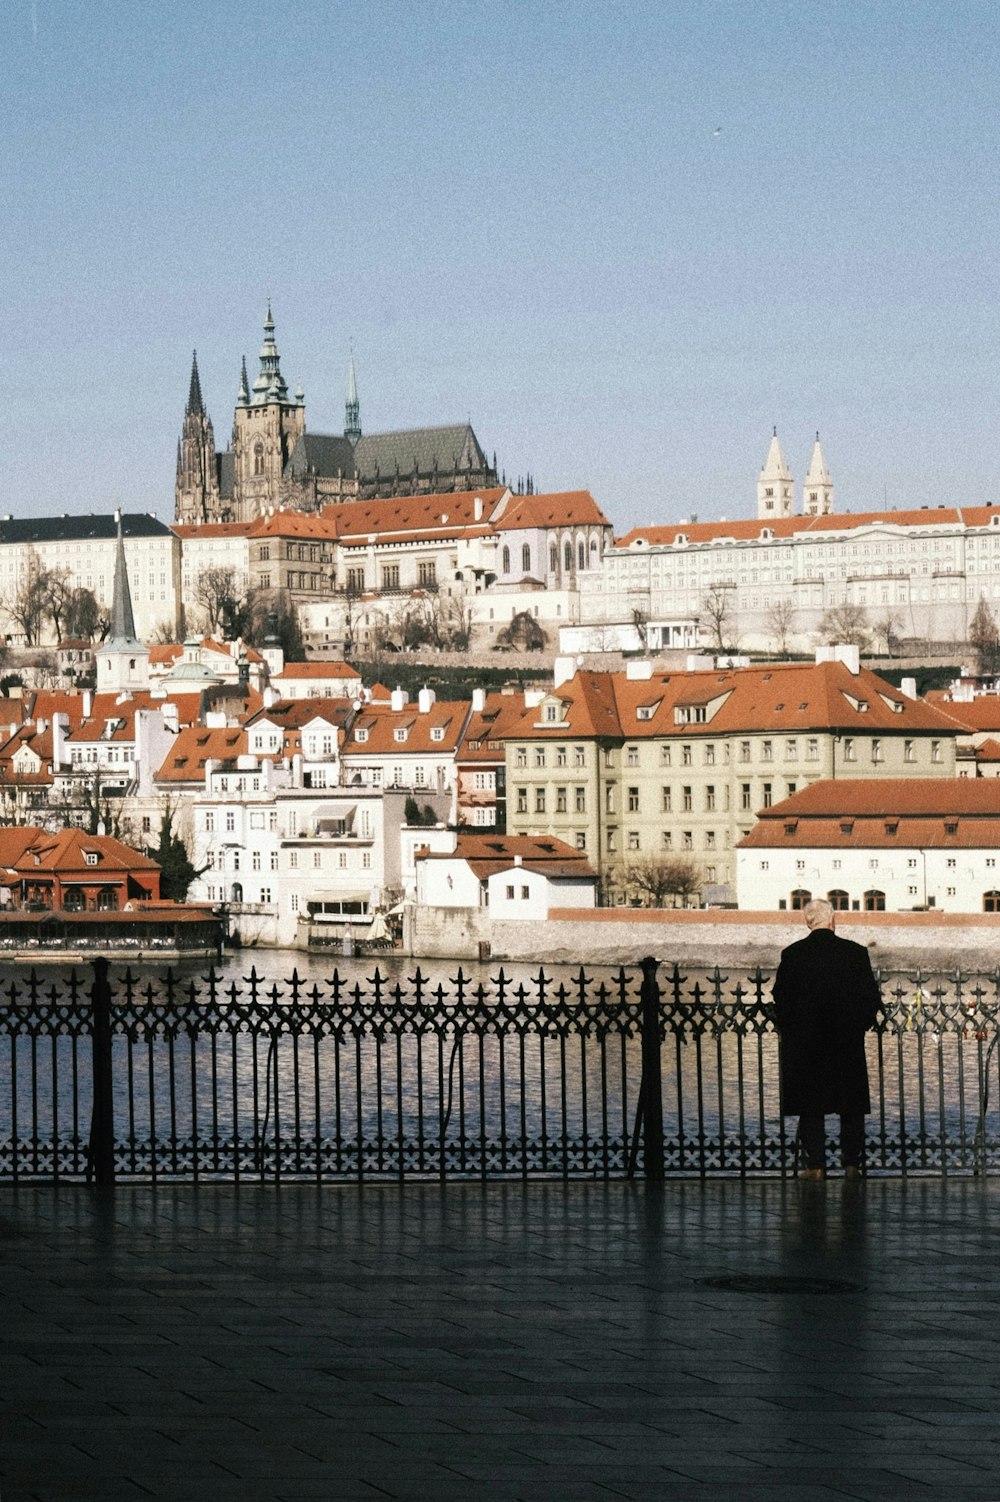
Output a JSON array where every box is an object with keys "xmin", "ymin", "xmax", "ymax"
[
  {"xmin": 417, "ymin": 833, "xmax": 596, "ymax": 881},
  {"xmin": 494, "ymin": 490, "xmax": 611, "ymax": 532},
  {"xmin": 617, "ymin": 504, "xmax": 1000, "ymax": 549},
  {"xmin": 274, "ymin": 660, "xmax": 361, "ymax": 680},
  {"xmin": 741, "ymin": 778, "xmax": 1000, "ymax": 849},
  {"xmin": 342, "ymin": 700, "xmax": 470, "ymax": 756},
  {"xmin": 154, "ymin": 726, "xmax": 248, "ymax": 783}
]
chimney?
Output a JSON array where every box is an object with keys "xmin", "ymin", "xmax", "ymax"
[
  {"xmin": 51, "ymin": 712, "xmax": 69, "ymax": 768},
  {"xmin": 391, "ymin": 686, "xmax": 408, "ymax": 712},
  {"xmin": 900, "ymin": 677, "xmax": 918, "ymax": 700},
  {"xmin": 473, "ymin": 496, "xmax": 483, "ymax": 521},
  {"xmin": 161, "ymin": 701, "xmax": 179, "ymax": 733},
  {"xmin": 471, "ymin": 687, "xmax": 486, "ymax": 712},
  {"xmin": 82, "ymin": 689, "xmax": 93, "ymax": 718},
  {"xmin": 513, "ymin": 854, "xmax": 523, "ymax": 867},
  {"xmin": 418, "ymin": 686, "xmax": 435, "ymax": 714},
  {"xmin": 553, "ymin": 655, "xmax": 577, "ymax": 690},
  {"xmin": 626, "ymin": 660, "xmax": 653, "ymax": 680},
  {"xmin": 263, "ymin": 685, "xmax": 279, "ymax": 709},
  {"xmin": 834, "ymin": 643, "xmax": 860, "ymax": 675}
]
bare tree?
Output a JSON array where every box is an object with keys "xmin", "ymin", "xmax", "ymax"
[
  {"xmin": 620, "ymin": 853, "xmax": 703, "ymax": 908},
  {"xmin": 874, "ymin": 609, "xmax": 904, "ymax": 659},
  {"xmin": 969, "ymin": 598, "xmax": 1000, "ymax": 677},
  {"xmin": 192, "ymin": 567, "xmax": 252, "ymax": 638},
  {"xmin": 41, "ymin": 568, "xmax": 73, "ymax": 641},
  {"xmin": 495, "ymin": 611, "xmax": 547, "ymax": 652},
  {"xmin": 818, "ymin": 602, "xmax": 871, "ymax": 650},
  {"xmin": 6, "ymin": 551, "xmax": 50, "ymax": 646},
  {"xmin": 765, "ymin": 598, "xmax": 797, "ymax": 657},
  {"xmin": 65, "ymin": 587, "xmax": 101, "ymax": 641},
  {"xmin": 701, "ymin": 584, "xmax": 739, "ymax": 653}
]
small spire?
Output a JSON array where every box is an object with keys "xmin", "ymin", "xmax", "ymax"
[
  {"xmin": 186, "ymin": 352, "xmax": 205, "ymax": 416},
  {"xmin": 344, "ymin": 348, "xmax": 361, "ymax": 442},
  {"xmin": 108, "ymin": 516, "xmax": 141, "ymax": 647},
  {"xmin": 238, "ymin": 356, "xmax": 250, "ymax": 405}
]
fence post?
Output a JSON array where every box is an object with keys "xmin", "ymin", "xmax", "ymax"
[
  {"xmin": 639, "ymin": 955, "xmax": 664, "ymax": 1182},
  {"xmin": 89, "ymin": 957, "xmax": 115, "ymax": 1187}
]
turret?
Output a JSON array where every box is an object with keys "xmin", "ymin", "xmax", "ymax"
[
  {"xmin": 803, "ymin": 433, "xmax": 833, "ymax": 515},
  {"xmin": 757, "ymin": 429, "xmax": 794, "ymax": 520}
]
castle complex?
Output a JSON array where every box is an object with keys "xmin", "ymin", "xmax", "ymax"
[{"xmin": 175, "ymin": 307, "xmax": 498, "ymax": 524}]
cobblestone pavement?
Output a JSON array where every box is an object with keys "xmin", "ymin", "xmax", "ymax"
[{"xmin": 3, "ymin": 1179, "xmax": 1000, "ymax": 1500}]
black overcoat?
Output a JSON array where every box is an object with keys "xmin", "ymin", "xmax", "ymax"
[{"xmin": 772, "ymin": 928, "xmax": 880, "ymax": 1116}]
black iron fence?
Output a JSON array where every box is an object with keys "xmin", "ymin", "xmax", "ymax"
[{"xmin": 2, "ymin": 958, "xmax": 1000, "ymax": 1183}]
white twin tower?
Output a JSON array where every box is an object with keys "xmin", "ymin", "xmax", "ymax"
[{"xmin": 757, "ymin": 429, "xmax": 833, "ymax": 521}]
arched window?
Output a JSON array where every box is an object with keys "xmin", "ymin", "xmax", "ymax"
[
  {"xmin": 97, "ymin": 887, "xmax": 117, "ymax": 912},
  {"xmin": 985, "ymin": 890, "xmax": 1000, "ymax": 913},
  {"xmin": 549, "ymin": 543, "xmax": 557, "ymax": 573},
  {"xmin": 863, "ymin": 889, "xmax": 885, "ymax": 912},
  {"xmin": 521, "ymin": 543, "xmax": 531, "ymax": 572},
  {"xmin": 827, "ymin": 889, "xmax": 850, "ymax": 911},
  {"xmin": 590, "ymin": 536, "xmax": 598, "ymax": 558},
  {"xmin": 578, "ymin": 540, "xmax": 585, "ymax": 569},
  {"xmin": 790, "ymin": 888, "xmax": 811, "ymax": 910},
  {"xmin": 502, "ymin": 546, "xmax": 510, "ymax": 572},
  {"xmin": 231, "ymin": 883, "xmax": 243, "ymax": 904},
  {"xmin": 564, "ymin": 540, "xmax": 573, "ymax": 571},
  {"xmin": 253, "ymin": 442, "xmax": 264, "ymax": 476}
]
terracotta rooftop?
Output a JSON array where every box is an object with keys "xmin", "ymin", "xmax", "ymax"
[{"xmin": 617, "ymin": 503, "xmax": 1000, "ymax": 549}]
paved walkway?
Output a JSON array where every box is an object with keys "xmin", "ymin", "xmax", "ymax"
[{"xmin": 3, "ymin": 1178, "xmax": 1000, "ymax": 1501}]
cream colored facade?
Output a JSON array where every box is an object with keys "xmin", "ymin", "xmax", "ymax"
[{"xmin": 582, "ymin": 505, "xmax": 1000, "ymax": 655}]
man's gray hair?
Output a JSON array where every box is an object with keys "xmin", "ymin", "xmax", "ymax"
[{"xmin": 803, "ymin": 898, "xmax": 835, "ymax": 931}]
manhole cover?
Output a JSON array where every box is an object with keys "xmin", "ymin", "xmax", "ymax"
[{"xmin": 696, "ymin": 1274, "xmax": 858, "ymax": 1295}]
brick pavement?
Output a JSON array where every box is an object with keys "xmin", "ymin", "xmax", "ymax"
[{"xmin": 2, "ymin": 1179, "xmax": 1000, "ymax": 1501}]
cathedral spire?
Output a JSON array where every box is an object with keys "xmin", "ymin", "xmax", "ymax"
[
  {"xmin": 186, "ymin": 351, "xmax": 205, "ymax": 416},
  {"xmin": 803, "ymin": 432, "xmax": 833, "ymax": 516},
  {"xmin": 757, "ymin": 429, "xmax": 794, "ymax": 520},
  {"xmin": 238, "ymin": 356, "xmax": 250, "ymax": 407},
  {"xmin": 251, "ymin": 302, "xmax": 292, "ymax": 406},
  {"xmin": 344, "ymin": 348, "xmax": 361, "ymax": 443}
]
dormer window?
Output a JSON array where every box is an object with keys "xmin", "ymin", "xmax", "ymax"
[
  {"xmin": 885, "ymin": 821, "xmax": 899, "ymax": 835},
  {"xmin": 83, "ymin": 851, "xmax": 99, "ymax": 866},
  {"xmin": 784, "ymin": 821, "xmax": 798, "ymax": 835},
  {"xmin": 355, "ymin": 727, "xmax": 369, "ymax": 743},
  {"xmin": 840, "ymin": 821, "xmax": 854, "ymax": 835},
  {"xmin": 430, "ymin": 727, "xmax": 445, "ymax": 742},
  {"xmin": 394, "ymin": 728, "xmax": 408, "ymax": 743},
  {"xmin": 945, "ymin": 820, "xmax": 958, "ymax": 835}
]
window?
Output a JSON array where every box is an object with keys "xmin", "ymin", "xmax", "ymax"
[
  {"xmin": 556, "ymin": 787, "xmax": 567, "ymax": 812},
  {"xmin": 660, "ymin": 745, "xmax": 672, "ymax": 766},
  {"xmin": 626, "ymin": 745, "xmax": 639, "ymax": 766},
  {"xmin": 863, "ymin": 890, "xmax": 885, "ymax": 912},
  {"xmin": 313, "ymin": 851, "xmax": 322, "ymax": 869},
  {"xmin": 682, "ymin": 786, "xmax": 692, "ymax": 811},
  {"xmin": 252, "ymin": 851, "xmax": 261, "ymax": 871},
  {"xmin": 761, "ymin": 740, "xmax": 773, "ymax": 762},
  {"xmin": 791, "ymin": 889, "xmax": 811, "ymax": 910},
  {"xmin": 843, "ymin": 738, "xmax": 856, "ymax": 761},
  {"xmin": 534, "ymin": 748, "xmax": 546, "ymax": 767},
  {"xmin": 556, "ymin": 746, "xmax": 567, "ymax": 766},
  {"xmin": 705, "ymin": 786, "xmax": 715, "ymax": 811},
  {"xmin": 946, "ymin": 857, "xmax": 956, "ymax": 868},
  {"xmin": 762, "ymin": 783, "xmax": 772, "ymax": 808},
  {"xmin": 662, "ymin": 830, "xmax": 673, "ymax": 849},
  {"xmin": 828, "ymin": 890, "xmax": 850, "ymax": 911},
  {"xmin": 225, "ymin": 811, "xmax": 235, "ymax": 832},
  {"xmin": 681, "ymin": 744, "xmax": 692, "ymax": 766},
  {"xmin": 985, "ymin": 891, "xmax": 1000, "ymax": 913},
  {"xmin": 628, "ymin": 831, "xmax": 640, "ymax": 850},
  {"xmin": 575, "ymin": 833, "xmax": 586, "ymax": 850},
  {"xmin": 381, "ymin": 564, "xmax": 400, "ymax": 590},
  {"xmin": 739, "ymin": 741, "xmax": 751, "ymax": 762},
  {"xmin": 682, "ymin": 831, "xmax": 693, "ymax": 850},
  {"xmin": 573, "ymin": 746, "xmax": 586, "ymax": 767},
  {"xmin": 506, "ymin": 884, "xmax": 515, "ymax": 900},
  {"xmin": 270, "ymin": 851, "xmax": 278, "ymax": 870},
  {"xmin": 785, "ymin": 739, "xmax": 797, "ymax": 760},
  {"xmin": 564, "ymin": 541, "xmax": 573, "ymax": 571},
  {"xmin": 871, "ymin": 738, "xmax": 883, "ymax": 763},
  {"xmin": 904, "ymin": 739, "xmax": 915, "ymax": 763},
  {"xmin": 705, "ymin": 830, "xmax": 716, "ymax": 849},
  {"xmin": 534, "ymin": 788, "xmax": 546, "ymax": 813},
  {"xmin": 806, "ymin": 738, "xmax": 819, "ymax": 761},
  {"xmin": 289, "ymin": 851, "xmax": 298, "ymax": 869},
  {"xmin": 741, "ymin": 783, "xmax": 752, "ymax": 811},
  {"xmin": 575, "ymin": 787, "xmax": 586, "ymax": 813},
  {"xmin": 704, "ymin": 744, "xmax": 715, "ymax": 765},
  {"xmin": 662, "ymin": 787, "xmax": 672, "ymax": 812},
  {"xmin": 606, "ymin": 784, "xmax": 615, "ymax": 813},
  {"xmin": 502, "ymin": 546, "xmax": 511, "ymax": 572},
  {"xmin": 522, "ymin": 544, "xmax": 531, "ymax": 572},
  {"xmin": 417, "ymin": 561, "xmax": 436, "ymax": 586},
  {"xmin": 932, "ymin": 740, "xmax": 942, "ymax": 763},
  {"xmin": 628, "ymin": 787, "xmax": 639, "ymax": 811},
  {"xmin": 515, "ymin": 747, "xmax": 527, "ymax": 768},
  {"xmin": 516, "ymin": 787, "xmax": 528, "ymax": 813}
]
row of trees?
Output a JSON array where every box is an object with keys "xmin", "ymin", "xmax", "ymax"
[
  {"xmin": 698, "ymin": 586, "xmax": 905, "ymax": 658},
  {"xmin": 5, "ymin": 554, "xmax": 107, "ymax": 647}
]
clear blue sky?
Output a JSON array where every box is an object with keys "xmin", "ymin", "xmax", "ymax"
[{"xmin": 4, "ymin": 0, "xmax": 999, "ymax": 532}]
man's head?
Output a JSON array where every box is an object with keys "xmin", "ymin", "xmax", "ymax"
[{"xmin": 803, "ymin": 898, "xmax": 835, "ymax": 932}]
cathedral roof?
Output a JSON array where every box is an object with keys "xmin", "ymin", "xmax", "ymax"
[
  {"xmin": 283, "ymin": 433, "xmax": 357, "ymax": 481},
  {"xmin": 353, "ymin": 424, "xmax": 489, "ymax": 482}
]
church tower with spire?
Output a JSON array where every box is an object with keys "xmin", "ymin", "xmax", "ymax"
[
  {"xmin": 96, "ymin": 518, "xmax": 150, "ymax": 695},
  {"xmin": 344, "ymin": 351, "xmax": 361, "ymax": 443},
  {"xmin": 802, "ymin": 433, "xmax": 833, "ymax": 516},
  {"xmin": 175, "ymin": 353, "xmax": 221, "ymax": 524},
  {"xmin": 757, "ymin": 429, "xmax": 794, "ymax": 520},
  {"xmin": 231, "ymin": 304, "xmax": 306, "ymax": 521}
]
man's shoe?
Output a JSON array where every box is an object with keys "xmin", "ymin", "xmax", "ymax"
[
  {"xmin": 799, "ymin": 1167, "xmax": 826, "ymax": 1180},
  {"xmin": 844, "ymin": 1166, "xmax": 864, "ymax": 1180}
]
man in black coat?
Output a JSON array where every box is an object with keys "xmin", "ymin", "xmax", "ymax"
[{"xmin": 772, "ymin": 898, "xmax": 881, "ymax": 1179}]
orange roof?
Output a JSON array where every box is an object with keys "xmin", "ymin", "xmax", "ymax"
[
  {"xmin": 496, "ymin": 490, "xmax": 611, "ymax": 533},
  {"xmin": 417, "ymin": 833, "xmax": 595, "ymax": 881},
  {"xmin": 616, "ymin": 504, "xmax": 1000, "ymax": 549},
  {"xmin": 342, "ymin": 699, "xmax": 470, "ymax": 756},
  {"xmin": 154, "ymin": 725, "xmax": 248, "ymax": 783},
  {"xmin": 458, "ymin": 691, "xmax": 530, "ymax": 764},
  {"xmin": 742, "ymin": 778, "xmax": 1000, "ymax": 850},
  {"xmin": 13, "ymin": 827, "xmax": 160, "ymax": 875},
  {"xmin": 248, "ymin": 511, "xmax": 335, "ymax": 540},
  {"xmin": 172, "ymin": 522, "xmax": 254, "ymax": 539},
  {"xmin": 503, "ymin": 662, "xmax": 958, "ymax": 743},
  {"xmin": 275, "ymin": 660, "xmax": 360, "ymax": 680}
]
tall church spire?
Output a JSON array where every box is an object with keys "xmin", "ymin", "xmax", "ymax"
[
  {"xmin": 803, "ymin": 432, "xmax": 833, "ymax": 516},
  {"xmin": 344, "ymin": 349, "xmax": 361, "ymax": 443},
  {"xmin": 237, "ymin": 356, "xmax": 250, "ymax": 408},
  {"xmin": 97, "ymin": 517, "xmax": 149, "ymax": 693},
  {"xmin": 757, "ymin": 428, "xmax": 794, "ymax": 520},
  {"xmin": 187, "ymin": 352, "xmax": 205, "ymax": 416},
  {"xmin": 251, "ymin": 302, "xmax": 302, "ymax": 407}
]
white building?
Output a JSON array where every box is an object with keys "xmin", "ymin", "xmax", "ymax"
[
  {"xmin": 737, "ymin": 779, "xmax": 1000, "ymax": 914},
  {"xmin": 415, "ymin": 833, "xmax": 598, "ymax": 919}
]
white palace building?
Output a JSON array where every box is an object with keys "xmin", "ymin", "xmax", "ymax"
[{"xmin": 572, "ymin": 433, "xmax": 1000, "ymax": 656}]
